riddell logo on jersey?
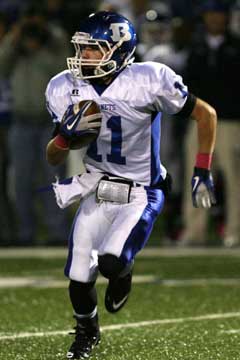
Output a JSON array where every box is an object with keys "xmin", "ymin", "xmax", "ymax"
[
  {"xmin": 100, "ymin": 104, "xmax": 116, "ymax": 111},
  {"xmin": 72, "ymin": 89, "xmax": 79, "ymax": 96}
]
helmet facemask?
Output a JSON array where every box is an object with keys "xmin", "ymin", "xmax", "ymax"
[{"xmin": 67, "ymin": 32, "xmax": 135, "ymax": 80}]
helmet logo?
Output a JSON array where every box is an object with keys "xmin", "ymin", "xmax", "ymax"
[{"xmin": 109, "ymin": 23, "xmax": 131, "ymax": 42}]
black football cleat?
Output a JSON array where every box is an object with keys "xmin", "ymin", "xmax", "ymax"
[
  {"xmin": 105, "ymin": 270, "xmax": 133, "ymax": 313},
  {"xmin": 66, "ymin": 315, "xmax": 100, "ymax": 359}
]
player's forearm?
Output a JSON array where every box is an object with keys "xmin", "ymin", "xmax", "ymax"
[
  {"xmin": 191, "ymin": 97, "xmax": 217, "ymax": 154},
  {"xmin": 46, "ymin": 136, "xmax": 69, "ymax": 166}
]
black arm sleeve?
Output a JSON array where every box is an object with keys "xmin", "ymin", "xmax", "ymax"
[{"xmin": 174, "ymin": 93, "xmax": 197, "ymax": 118}]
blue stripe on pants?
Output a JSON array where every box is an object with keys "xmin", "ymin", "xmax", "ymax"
[
  {"xmin": 120, "ymin": 188, "xmax": 165, "ymax": 264},
  {"xmin": 64, "ymin": 207, "xmax": 81, "ymax": 277}
]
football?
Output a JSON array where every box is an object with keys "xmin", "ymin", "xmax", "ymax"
[{"xmin": 69, "ymin": 100, "xmax": 102, "ymax": 150}]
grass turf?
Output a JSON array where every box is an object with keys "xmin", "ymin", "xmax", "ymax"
[{"xmin": 1, "ymin": 253, "xmax": 240, "ymax": 359}]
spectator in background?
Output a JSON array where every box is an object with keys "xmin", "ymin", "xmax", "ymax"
[
  {"xmin": 180, "ymin": 0, "xmax": 240, "ymax": 247},
  {"xmin": 0, "ymin": 0, "xmax": 29, "ymax": 24},
  {"xmin": 143, "ymin": 16, "xmax": 191, "ymax": 72},
  {"xmin": 137, "ymin": 2, "xmax": 172, "ymax": 60},
  {"xmin": 98, "ymin": 0, "xmax": 150, "ymax": 28},
  {"xmin": 230, "ymin": 0, "xmax": 240, "ymax": 37},
  {"xmin": 0, "ymin": 6, "xmax": 70, "ymax": 246},
  {"xmin": 141, "ymin": 6, "xmax": 192, "ymax": 243},
  {"xmin": 43, "ymin": 0, "xmax": 65, "ymax": 27},
  {"xmin": 0, "ymin": 13, "xmax": 14, "ymax": 246},
  {"xmin": 169, "ymin": 0, "xmax": 204, "ymax": 19},
  {"xmin": 98, "ymin": 0, "xmax": 134, "ymax": 22}
]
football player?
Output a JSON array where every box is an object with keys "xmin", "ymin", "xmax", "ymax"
[{"xmin": 45, "ymin": 11, "xmax": 217, "ymax": 359}]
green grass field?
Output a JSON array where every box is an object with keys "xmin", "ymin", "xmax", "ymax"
[{"xmin": 1, "ymin": 247, "xmax": 240, "ymax": 360}]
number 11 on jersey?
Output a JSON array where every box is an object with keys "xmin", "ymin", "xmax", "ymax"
[{"xmin": 87, "ymin": 115, "xmax": 126, "ymax": 165}]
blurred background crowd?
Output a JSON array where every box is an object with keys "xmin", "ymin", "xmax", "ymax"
[{"xmin": 0, "ymin": 0, "xmax": 239, "ymax": 248}]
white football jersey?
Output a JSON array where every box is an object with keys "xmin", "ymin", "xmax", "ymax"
[{"xmin": 46, "ymin": 62, "xmax": 188, "ymax": 186}]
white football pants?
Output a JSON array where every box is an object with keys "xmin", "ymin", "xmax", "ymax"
[{"xmin": 64, "ymin": 186, "xmax": 164, "ymax": 282}]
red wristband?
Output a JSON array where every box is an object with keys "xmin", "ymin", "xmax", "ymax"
[
  {"xmin": 54, "ymin": 134, "xmax": 69, "ymax": 150},
  {"xmin": 195, "ymin": 153, "xmax": 212, "ymax": 170}
]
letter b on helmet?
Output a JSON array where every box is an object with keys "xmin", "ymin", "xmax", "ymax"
[{"xmin": 109, "ymin": 23, "xmax": 132, "ymax": 42}]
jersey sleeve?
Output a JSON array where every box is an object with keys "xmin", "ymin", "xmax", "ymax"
[
  {"xmin": 149, "ymin": 62, "xmax": 189, "ymax": 115},
  {"xmin": 45, "ymin": 74, "xmax": 71, "ymax": 123}
]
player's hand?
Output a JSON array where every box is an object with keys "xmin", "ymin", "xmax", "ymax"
[
  {"xmin": 59, "ymin": 102, "xmax": 102, "ymax": 140},
  {"xmin": 191, "ymin": 167, "xmax": 216, "ymax": 208},
  {"xmin": 59, "ymin": 104, "xmax": 84, "ymax": 139}
]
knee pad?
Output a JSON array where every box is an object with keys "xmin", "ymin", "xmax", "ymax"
[{"xmin": 98, "ymin": 254, "xmax": 125, "ymax": 280}]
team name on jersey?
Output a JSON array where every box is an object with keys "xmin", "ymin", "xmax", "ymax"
[{"xmin": 100, "ymin": 104, "xmax": 116, "ymax": 111}]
